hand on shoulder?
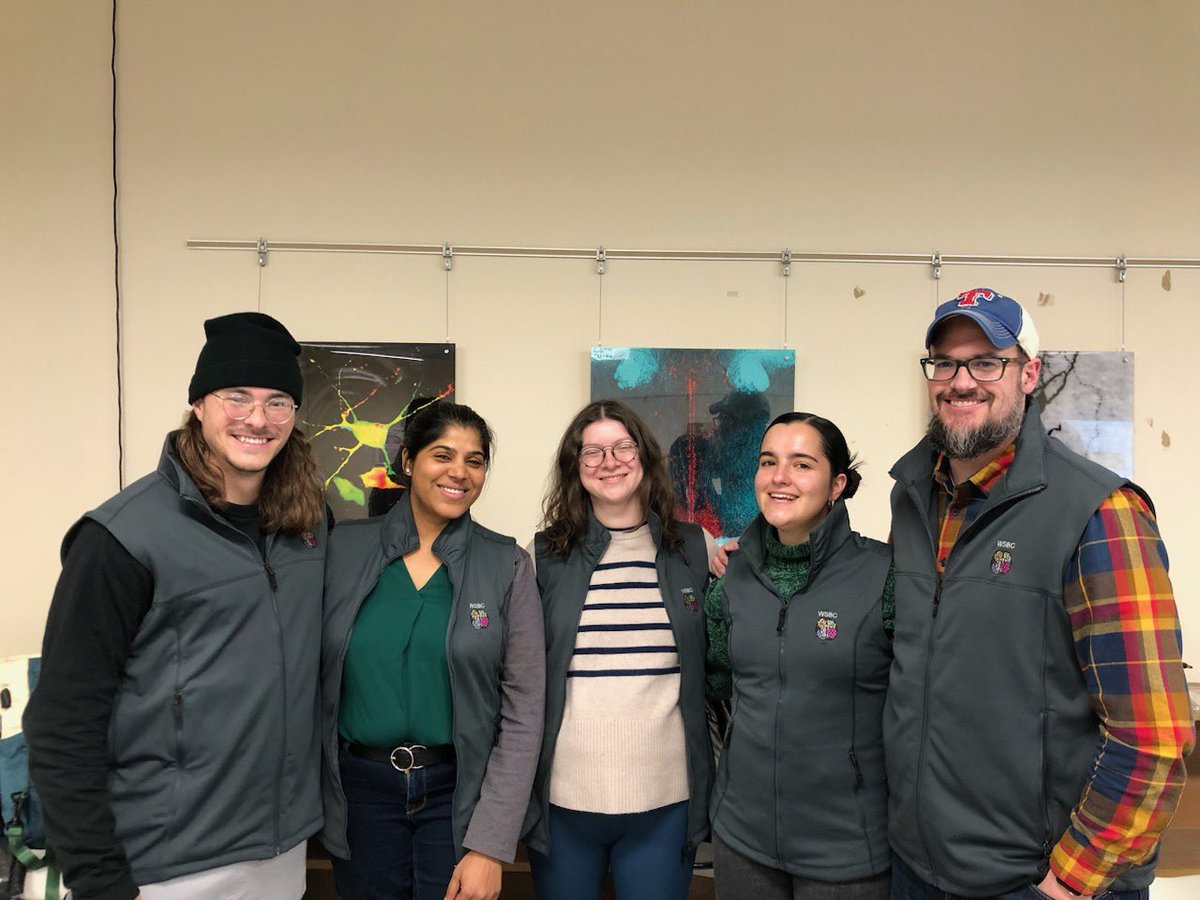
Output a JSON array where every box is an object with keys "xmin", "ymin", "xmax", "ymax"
[{"xmin": 710, "ymin": 538, "xmax": 740, "ymax": 577}]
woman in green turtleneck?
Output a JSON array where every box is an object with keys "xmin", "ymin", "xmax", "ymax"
[{"xmin": 705, "ymin": 412, "xmax": 894, "ymax": 900}]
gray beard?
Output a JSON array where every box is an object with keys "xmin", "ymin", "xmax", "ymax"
[{"xmin": 927, "ymin": 402, "xmax": 1024, "ymax": 460}]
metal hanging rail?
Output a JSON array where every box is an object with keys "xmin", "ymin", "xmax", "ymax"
[{"xmin": 185, "ymin": 238, "xmax": 1200, "ymax": 280}]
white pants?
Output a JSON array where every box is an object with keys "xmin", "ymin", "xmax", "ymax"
[{"xmin": 135, "ymin": 840, "xmax": 306, "ymax": 900}]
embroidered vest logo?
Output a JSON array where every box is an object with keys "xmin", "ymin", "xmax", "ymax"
[
  {"xmin": 301, "ymin": 530, "xmax": 318, "ymax": 549},
  {"xmin": 991, "ymin": 549, "xmax": 1013, "ymax": 575},
  {"xmin": 681, "ymin": 587, "xmax": 699, "ymax": 613},
  {"xmin": 469, "ymin": 602, "xmax": 490, "ymax": 630},
  {"xmin": 815, "ymin": 610, "xmax": 838, "ymax": 641}
]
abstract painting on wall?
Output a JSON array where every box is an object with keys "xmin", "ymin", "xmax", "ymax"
[
  {"xmin": 300, "ymin": 342, "xmax": 455, "ymax": 521},
  {"xmin": 591, "ymin": 347, "xmax": 796, "ymax": 541},
  {"xmin": 1035, "ymin": 351, "xmax": 1133, "ymax": 478}
]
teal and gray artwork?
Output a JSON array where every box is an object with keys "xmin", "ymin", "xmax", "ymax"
[
  {"xmin": 1035, "ymin": 351, "xmax": 1134, "ymax": 478},
  {"xmin": 590, "ymin": 347, "xmax": 796, "ymax": 541}
]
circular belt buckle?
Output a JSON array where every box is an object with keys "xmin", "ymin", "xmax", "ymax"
[{"xmin": 389, "ymin": 743, "xmax": 427, "ymax": 773}]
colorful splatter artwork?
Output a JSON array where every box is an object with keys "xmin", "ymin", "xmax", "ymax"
[
  {"xmin": 591, "ymin": 347, "xmax": 796, "ymax": 541},
  {"xmin": 300, "ymin": 342, "xmax": 455, "ymax": 520},
  {"xmin": 1035, "ymin": 351, "xmax": 1133, "ymax": 477}
]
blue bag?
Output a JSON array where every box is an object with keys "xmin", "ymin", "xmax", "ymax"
[
  {"xmin": 1, "ymin": 656, "xmax": 45, "ymax": 849},
  {"xmin": 2, "ymin": 655, "xmax": 60, "ymax": 900}
]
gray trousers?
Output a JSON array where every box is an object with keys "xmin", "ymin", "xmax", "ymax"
[{"xmin": 713, "ymin": 834, "xmax": 891, "ymax": 900}]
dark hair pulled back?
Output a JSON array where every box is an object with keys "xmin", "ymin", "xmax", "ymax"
[
  {"xmin": 764, "ymin": 412, "xmax": 862, "ymax": 498},
  {"xmin": 397, "ymin": 399, "xmax": 494, "ymax": 486}
]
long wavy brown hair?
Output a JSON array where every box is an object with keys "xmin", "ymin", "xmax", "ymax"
[
  {"xmin": 541, "ymin": 400, "xmax": 681, "ymax": 556},
  {"xmin": 174, "ymin": 410, "xmax": 325, "ymax": 534}
]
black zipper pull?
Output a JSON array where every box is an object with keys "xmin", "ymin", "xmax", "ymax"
[
  {"xmin": 848, "ymin": 750, "xmax": 864, "ymax": 787},
  {"xmin": 264, "ymin": 558, "xmax": 278, "ymax": 591},
  {"xmin": 173, "ymin": 693, "xmax": 183, "ymax": 718},
  {"xmin": 776, "ymin": 605, "xmax": 788, "ymax": 635},
  {"xmin": 7, "ymin": 790, "xmax": 28, "ymax": 829},
  {"xmin": 932, "ymin": 577, "xmax": 942, "ymax": 618}
]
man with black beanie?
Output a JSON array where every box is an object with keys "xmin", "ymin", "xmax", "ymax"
[{"xmin": 25, "ymin": 312, "xmax": 328, "ymax": 900}]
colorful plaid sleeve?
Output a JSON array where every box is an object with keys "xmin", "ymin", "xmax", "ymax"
[{"xmin": 1051, "ymin": 486, "xmax": 1195, "ymax": 895}]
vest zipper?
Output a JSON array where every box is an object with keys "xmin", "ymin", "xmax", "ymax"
[
  {"xmin": 773, "ymin": 597, "xmax": 788, "ymax": 866},
  {"xmin": 264, "ymin": 535, "xmax": 285, "ymax": 854},
  {"xmin": 178, "ymin": 492, "xmax": 291, "ymax": 853},
  {"xmin": 166, "ymin": 691, "xmax": 185, "ymax": 840},
  {"xmin": 847, "ymin": 608, "xmax": 879, "ymax": 876},
  {"xmin": 1038, "ymin": 601, "xmax": 1053, "ymax": 855},
  {"xmin": 901, "ymin": 479, "xmax": 940, "ymax": 881},
  {"xmin": 905, "ymin": 478, "xmax": 1045, "ymax": 882},
  {"xmin": 848, "ymin": 749, "xmax": 864, "ymax": 787}
]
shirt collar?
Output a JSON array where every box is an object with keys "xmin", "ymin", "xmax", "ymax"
[{"xmin": 933, "ymin": 442, "xmax": 1018, "ymax": 498}]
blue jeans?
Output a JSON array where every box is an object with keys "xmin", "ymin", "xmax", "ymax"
[
  {"xmin": 331, "ymin": 751, "xmax": 458, "ymax": 900},
  {"xmin": 890, "ymin": 856, "xmax": 1148, "ymax": 900},
  {"xmin": 528, "ymin": 801, "xmax": 695, "ymax": 900}
]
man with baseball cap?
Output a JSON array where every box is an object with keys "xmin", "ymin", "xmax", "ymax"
[
  {"xmin": 25, "ymin": 312, "xmax": 327, "ymax": 899},
  {"xmin": 885, "ymin": 289, "xmax": 1193, "ymax": 900}
]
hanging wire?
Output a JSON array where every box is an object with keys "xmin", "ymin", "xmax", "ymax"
[
  {"xmin": 782, "ymin": 271, "xmax": 789, "ymax": 349},
  {"xmin": 112, "ymin": 0, "xmax": 124, "ymax": 489},
  {"xmin": 596, "ymin": 266, "xmax": 604, "ymax": 346},
  {"xmin": 1119, "ymin": 277, "xmax": 1127, "ymax": 353}
]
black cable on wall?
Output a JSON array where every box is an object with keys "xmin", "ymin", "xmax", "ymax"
[{"xmin": 112, "ymin": 0, "xmax": 124, "ymax": 489}]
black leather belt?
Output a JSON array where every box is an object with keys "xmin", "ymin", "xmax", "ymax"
[{"xmin": 348, "ymin": 742, "xmax": 456, "ymax": 773}]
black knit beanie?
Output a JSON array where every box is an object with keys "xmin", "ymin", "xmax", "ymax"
[{"xmin": 187, "ymin": 312, "xmax": 304, "ymax": 405}]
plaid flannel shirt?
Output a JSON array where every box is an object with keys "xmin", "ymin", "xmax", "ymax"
[{"xmin": 933, "ymin": 446, "xmax": 1194, "ymax": 895}]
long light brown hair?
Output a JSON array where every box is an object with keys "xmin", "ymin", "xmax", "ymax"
[
  {"xmin": 174, "ymin": 411, "xmax": 324, "ymax": 534},
  {"xmin": 541, "ymin": 400, "xmax": 681, "ymax": 556}
]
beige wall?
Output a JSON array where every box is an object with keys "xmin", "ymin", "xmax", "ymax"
[{"xmin": 4, "ymin": 1, "xmax": 1198, "ymax": 657}]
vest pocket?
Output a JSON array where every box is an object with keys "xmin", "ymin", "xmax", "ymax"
[
  {"xmin": 165, "ymin": 692, "xmax": 185, "ymax": 841},
  {"xmin": 710, "ymin": 695, "xmax": 738, "ymax": 822},
  {"xmin": 1038, "ymin": 707, "xmax": 1052, "ymax": 854}
]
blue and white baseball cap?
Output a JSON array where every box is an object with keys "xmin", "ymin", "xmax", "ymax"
[{"xmin": 925, "ymin": 288, "xmax": 1040, "ymax": 359}]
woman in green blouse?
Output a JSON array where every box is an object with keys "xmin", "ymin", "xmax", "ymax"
[{"xmin": 319, "ymin": 401, "xmax": 545, "ymax": 900}]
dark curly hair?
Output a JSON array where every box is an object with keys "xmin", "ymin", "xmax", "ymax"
[{"xmin": 541, "ymin": 400, "xmax": 681, "ymax": 556}]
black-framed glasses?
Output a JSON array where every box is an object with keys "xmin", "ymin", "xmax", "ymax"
[
  {"xmin": 580, "ymin": 441, "xmax": 639, "ymax": 468},
  {"xmin": 920, "ymin": 356, "xmax": 1023, "ymax": 383},
  {"xmin": 214, "ymin": 392, "xmax": 297, "ymax": 424}
]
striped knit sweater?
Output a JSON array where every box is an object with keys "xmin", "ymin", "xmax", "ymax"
[{"xmin": 548, "ymin": 523, "xmax": 689, "ymax": 814}]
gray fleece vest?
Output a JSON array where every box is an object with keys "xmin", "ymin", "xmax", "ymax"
[
  {"xmin": 75, "ymin": 435, "xmax": 325, "ymax": 886},
  {"xmin": 319, "ymin": 494, "xmax": 516, "ymax": 860},
  {"xmin": 710, "ymin": 503, "xmax": 892, "ymax": 880},
  {"xmin": 885, "ymin": 406, "xmax": 1154, "ymax": 896},
  {"xmin": 525, "ymin": 512, "xmax": 712, "ymax": 855}
]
